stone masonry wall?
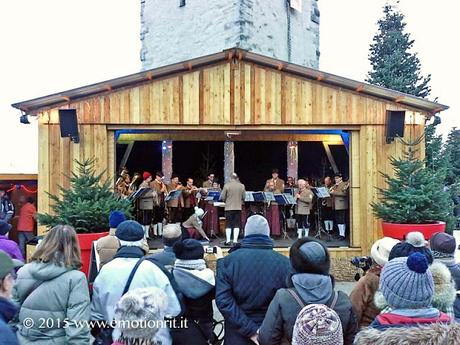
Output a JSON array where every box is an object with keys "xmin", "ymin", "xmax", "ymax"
[{"xmin": 140, "ymin": 0, "xmax": 320, "ymax": 70}]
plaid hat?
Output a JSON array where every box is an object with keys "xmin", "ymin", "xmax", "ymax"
[
  {"xmin": 380, "ymin": 252, "xmax": 434, "ymax": 309},
  {"xmin": 292, "ymin": 304, "xmax": 343, "ymax": 345},
  {"xmin": 430, "ymin": 232, "xmax": 456, "ymax": 258},
  {"xmin": 114, "ymin": 287, "xmax": 168, "ymax": 341},
  {"xmin": 115, "ymin": 220, "xmax": 144, "ymax": 242},
  {"xmin": 0, "ymin": 250, "xmax": 23, "ymax": 279}
]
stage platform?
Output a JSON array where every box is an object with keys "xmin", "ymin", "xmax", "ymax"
[{"xmin": 147, "ymin": 230, "xmax": 349, "ymax": 250}]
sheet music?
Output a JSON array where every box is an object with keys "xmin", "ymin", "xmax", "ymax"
[
  {"xmin": 165, "ymin": 190, "xmax": 182, "ymax": 201},
  {"xmin": 264, "ymin": 192, "xmax": 276, "ymax": 202},
  {"xmin": 245, "ymin": 192, "xmax": 255, "ymax": 202},
  {"xmin": 313, "ymin": 187, "xmax": 330, "ymax": 198},
  {"xmin": 274, "ymin": 194, "xmax": 288, "ymax": 205},
  {"xmin": 283, "ymin": 193, "xmax": 296, "ymax": 205}
]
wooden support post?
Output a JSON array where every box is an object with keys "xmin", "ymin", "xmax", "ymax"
[
  {"xmin": 224, "ymin": 141, "xmax": 234, "ymax": 183},
  {"xmin": 287, "ymin": 141, "xmax": 298, "ymax": 181},
  {"xmin": 118, "ymin": 141, "xmax": 134, "ymax": 172},
  {"xmin": 323, "ymin": 142, "xmax": 339, "ymax": 174},
  {"xmin": 162, "ymin": 140, "xmax": 173, "ymax": 184}
]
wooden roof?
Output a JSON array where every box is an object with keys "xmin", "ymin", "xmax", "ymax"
[{"xmin": 12, "ymin": 48, "xmax": 448, "ymax": 115}]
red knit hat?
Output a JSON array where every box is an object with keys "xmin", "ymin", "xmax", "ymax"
[{"xmin": 142, "ymin": 171, "xmax": 152, "ymax": 180}]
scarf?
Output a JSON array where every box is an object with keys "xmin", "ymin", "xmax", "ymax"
[
  {"xmin": 114, "ymin": 245, "xmax": 145, "ymax": 259},
  {"xmin": 175, "ymin": 258, "xmax": 207, "ymax": 271},
  {"xmin": 432, "ymin": 250, "xmax": 455, "ymax": 259}
]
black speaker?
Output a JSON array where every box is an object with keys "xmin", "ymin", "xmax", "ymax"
[
  {"xmin": 59, "ymin": 109, "xmax": 80, "ymax": 143},
  {"xmin": 386, "ymin": 110, "xmax": 405, "ymax": 143}
]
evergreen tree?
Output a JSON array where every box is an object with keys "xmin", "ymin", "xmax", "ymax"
[
  {"xmin": 425, "ymin": 123, "xmax": 445, "ymax": 171},
  {"xmin": 367, "ymin": 4, "xmax": 431, "ymax": 98},
  {"xmin": 372, "ymin": 138, "xmax": 454, "ymax": 230},
  {"xmin": 38, "ymin": 158, "xmax": 132, "ymax": 233},
  {"xmin": 445, "ymin": 127, "xmax": 460, "ymax": 182}
]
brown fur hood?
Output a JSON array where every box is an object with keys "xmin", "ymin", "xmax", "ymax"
[{"xmin": 354, "ymin": 322, "xmax": 460, "ymax": 345}]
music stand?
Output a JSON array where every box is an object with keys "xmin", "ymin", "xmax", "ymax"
[
  {"xmin": 165, "ymin": 190, "xmax": 182, "ymax": 202},
  {"xmin": 128, "ymin": 187, "xmax": 150, "ymax": 202},
  {"xmin": 275, "ymin": 194, "xmax": 291, "ymax": 240},
  {"xmin": 310, "ymin": 187, "xmax": 331, "ymax": 241},
  {"xmin": 205, "ymin": 191, "xmax": 221, "ymax": 202}
]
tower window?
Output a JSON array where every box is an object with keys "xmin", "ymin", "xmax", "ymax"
[{"xmin": 179, "ymin": 0, "xmax": 186, "ymax": 7}]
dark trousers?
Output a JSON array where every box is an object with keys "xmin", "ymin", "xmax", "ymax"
[
  {"xmin": 296, "ymin": 214, "xmax": 310, "ymax": 229},
  {"xmin": 168, "ymin": 207, "xmax": 182, "ymax": 223},
  {"xmin": 182, "ymin": 207, "xmax": 194, "ymax": 222},
  {"xmin": 225, "ymin": 210, "xmax": 241, "ymax": 230},
  {"xmin": 334, "ymin": 209, "xmax": 346, "ymax": 224}
]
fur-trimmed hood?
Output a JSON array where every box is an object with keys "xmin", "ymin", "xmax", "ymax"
[
  {"xmin": 374, "ymin": 261, "xmax": 457, "ymax": 312},
  {"xmin": 354, "ymin": 322, "xmax": 460, "ymax": 345}
]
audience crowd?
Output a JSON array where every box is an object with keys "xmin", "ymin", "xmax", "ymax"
[{"xmin": 0, "ymin": 210, "xmax": 460, "ymax": 345}]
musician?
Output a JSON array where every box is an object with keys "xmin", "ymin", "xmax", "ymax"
[
  {"xmin": 138, "ymin": 171, "xmax": 154, "ymax": 238},
  {"xmin": 220, "ymin": 173, "xmax": 246, "ymax": 245},
  {"xmin": 115, "ymin": 168, "xmax": 131, "ymax": 198},
  {"xmin": 150, "ymin": 171, "xmax": 167, "ymax": 237},
  {"xmin": 330, "ymin": 173, "xmax": 349, "ymax": 240},
  {"xmin": 295, "ymin": 179, "xmax": 314, "ymax": 239},
  {"xmin": 128, "ymin": 172, "xmax": 142, "ymax": 196},
  {"xmin": 322, "ymin": 176, "xmax": 334, "ymax": 233},
  {"xmin": 182, "ymin": 177, "xmax": 198, "ymax": 222},
  {"xmin": 202, "ymin": 173, "xmax": 215, "ymax": 189},
  {"xmin": 202, "ymin": 179, "xmax": 221, "ymax": 238},
  {"xmin": 264, "ymin": 180, "xmax": 281, "ymax": 237},
  {"xmin": 182, "ymin": 207, "xmax": 210, "ymax": 241},
  {"xmin": 167, "ymin": 174, "xmax": 184, "ymax": 224},
  {"xmin": 266, "ymin": 169, "xmax": 285, "ymax": 193},
  {"xmin": 286, "ymin": 176, "xmax": 296, "ymax": 188}
]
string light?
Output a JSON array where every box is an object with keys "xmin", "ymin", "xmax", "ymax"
[{"xmin": 2, "ymin": 184, "xmax": 37, "ymax": 193}]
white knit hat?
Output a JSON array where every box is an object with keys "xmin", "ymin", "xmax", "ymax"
[
  {"xmin": 114, "ymin": 287, "xmax": 168, "ymax": 341},
  {"xmin": 371, "ymin": 237, "xmax": 400, "ymax": 266}
]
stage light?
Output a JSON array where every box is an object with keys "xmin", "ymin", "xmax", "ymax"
[
  {"xmin": 20, "ymin": 114, "xmax": 30, "ymax": 124},
  {"xmin": 225, "ymin": 131, "xmax": 241, "ymax": 138}
]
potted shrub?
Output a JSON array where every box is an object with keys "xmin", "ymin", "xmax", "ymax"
[
  {"xmin": 38, "ymin": 158, "xmax": 132, "ymax": 276},
  {"xmin": 371, "ymin": 137, "xmax": 454, "ymax": 240}
]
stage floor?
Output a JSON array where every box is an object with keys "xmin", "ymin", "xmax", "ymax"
[{"xmin": 147, "ymin": 229, "xmax": 349, "ymax": 250}]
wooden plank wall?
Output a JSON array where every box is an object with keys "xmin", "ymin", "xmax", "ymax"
[{"xmin": 37, "ymin": 60, "xmax": 428, "ymax": 255}]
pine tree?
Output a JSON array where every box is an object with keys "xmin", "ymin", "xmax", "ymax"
[
  {"xmin": 445, "ymin": 127, "xmax": 460, "ymax": 182},
  {"xmin": 372, "ymin": 138, "xmax": 454, "ymax": 229},
  {"xmin": 38, "ymin": 158, "xmax": 133, "ymax": 233},
  {"xmin": 367, "ymin": 4, "xmax": 431, "ymax": 98},
  {"xmin": 425, "ymin": 123, "xmax": 445, "ymax": 171}
]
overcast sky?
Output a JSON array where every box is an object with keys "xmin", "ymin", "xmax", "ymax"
[{"xmin": 0, "ymin": 0, "xmax": 458, "ymax": 173}]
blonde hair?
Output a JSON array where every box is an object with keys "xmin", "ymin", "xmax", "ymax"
[{"xmin": 32, "ymin": 225, "xmax": 82, "ymax": 269}]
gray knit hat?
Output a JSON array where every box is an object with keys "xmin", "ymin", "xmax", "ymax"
[
  {"xmin": 244, "ymin": 215, "xmax": 270, "ymax": 237},
  {"xmin": 292, "ymin": 304, "xmax": 343, "ymax": 345},
  {"xmin": 114, "ymin": 287, "xmax": 168, "ymax": 341},
  {"xmin": 380, "ymin": 252, "xmax": 434, "ymax": 309}
]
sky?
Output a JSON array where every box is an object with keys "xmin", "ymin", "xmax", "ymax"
[{"xmin": 0, "ymin": 0, "xmax": 458, "ymax": 174}]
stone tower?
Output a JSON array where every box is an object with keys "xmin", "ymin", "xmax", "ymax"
[{"xmin": 140, "ymin": 0, "xmax": 320, "ymax": 70}]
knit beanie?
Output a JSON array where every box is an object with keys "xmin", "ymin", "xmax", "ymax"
[
  {"xmin": 115, "ymin": 220, "xmax": 145, "ymax": 242},
  {"xmin": 405, "ymin": 231, "xmax": 426, "ymax": 248},
  {"xmin": 370, "ymin": 237, "xmax": 400, "ymax": 266},
  {"xmin": 109, "ymin": 211, "xmax": 126, "ymax": 229},
  {"xmin": 114, "ymin": 287, "xmax": 168, "ymax": 341},
  {"xmin": 194, "ymin": 207, "xmax": 204, "ymax": 218},
  {"xmin": 0, "ymin": 221, "xmax": 12, "ymax": 236},
  {"xmin": 162, "ymin": 223, "xmax": 182, "ymax": 247},
  {"xmin": 430, "ymin": 232, "xmax": 456, "ymax": 258},
  {"xmin": 292, "ymin": 304, "xmax": 343, "ymax": 345},
  {"xmin": 244, "ymin": 215, "xmax": 270, "ymax": 237},
  {"xmin": 173, "ymin": 239, "xmax": 204, "ymax": 260},
  {"xmin": 380, "ymin": 252, "xmax": 434, "ymax": 309},
  {"xmin": 388, "ymin": 242, "xmax": 434, "ymax": 264},
  {"xmin": 142, "ymin": 171, "xmax": 152, "ymax": 180},
  {"xmin": 290, "ymin": 238, "xmax": 330, "ymax": 275}
]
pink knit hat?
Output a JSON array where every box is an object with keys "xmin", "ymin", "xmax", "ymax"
[{"xmin": 292, "ymin": 304, "xmax": 343, "ymax": 345}]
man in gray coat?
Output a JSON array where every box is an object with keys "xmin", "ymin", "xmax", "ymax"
[{"xmin": 220, "ymin": 173, "xmax": 246, "ymax": 245}]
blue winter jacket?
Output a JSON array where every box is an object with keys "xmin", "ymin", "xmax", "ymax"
[{"xmin": 216, "ymin": 235, "xmax": 291, "ymax": 345}]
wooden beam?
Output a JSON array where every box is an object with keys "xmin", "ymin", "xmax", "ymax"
[
  {"xmin": 316, "ymin": 74, "xmax": 324, "ymax": 81},
  {"xmin": 118, "ymin": 141, "xmax": 135, "ymax": 172},
  {"xmin": 394, "ymin": 96, "xmax": 404, "ymax": 103},
  {"xmin": 356, "ymin": 85, "xmax": 364, "ymax": 92},
  {"xmin": 323, "ymin": 142, "xmax": 339, "ymax": 174},
  {"xmin": 0, "ymin": 174, "xmax": 38, "ymax": 180}
]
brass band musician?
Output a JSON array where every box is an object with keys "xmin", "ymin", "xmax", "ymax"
[
  {"xmin": 182, "ymin": 177, "xmax": 199, "ymax": 222},
  {"xmin": 322, "ymin": 176, "xmax": 334, "ymax": 233},
  {"xmin": 295, "ymin": 179, "xmax": 314, "ymax": 239},
  {"xmin": 264, "ymin": 171, "xmax": 283, "ymax": 237},
  {"xmin": 150, "ymin": 171, "xmax": 167, "ymax": 237},
  {"xmin": 330, "ymin": 173, "xmax": 349, "ymax": 240},
  {"xmin": 166, "ymin": 174, "xmax": 184, "ymax": 224},
  {"xmin": 138, "ymin": 171, "xmax": 155, "ymax": 239}
]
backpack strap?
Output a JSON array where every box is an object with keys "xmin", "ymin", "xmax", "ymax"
[
  {"xmin": 287, "ymin": 288, "xmax": 306, "ymax": 309},
  {"xmin": 326, "ymin": 291, "xmax": 339, "ymax": 309},
  {"xmin": 20, "ymin": 280, "xmax": 44, "ymax": 304},
  {"xmin": 122, "ymin": 257, "xmax": 145, "ymax": 296}
]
